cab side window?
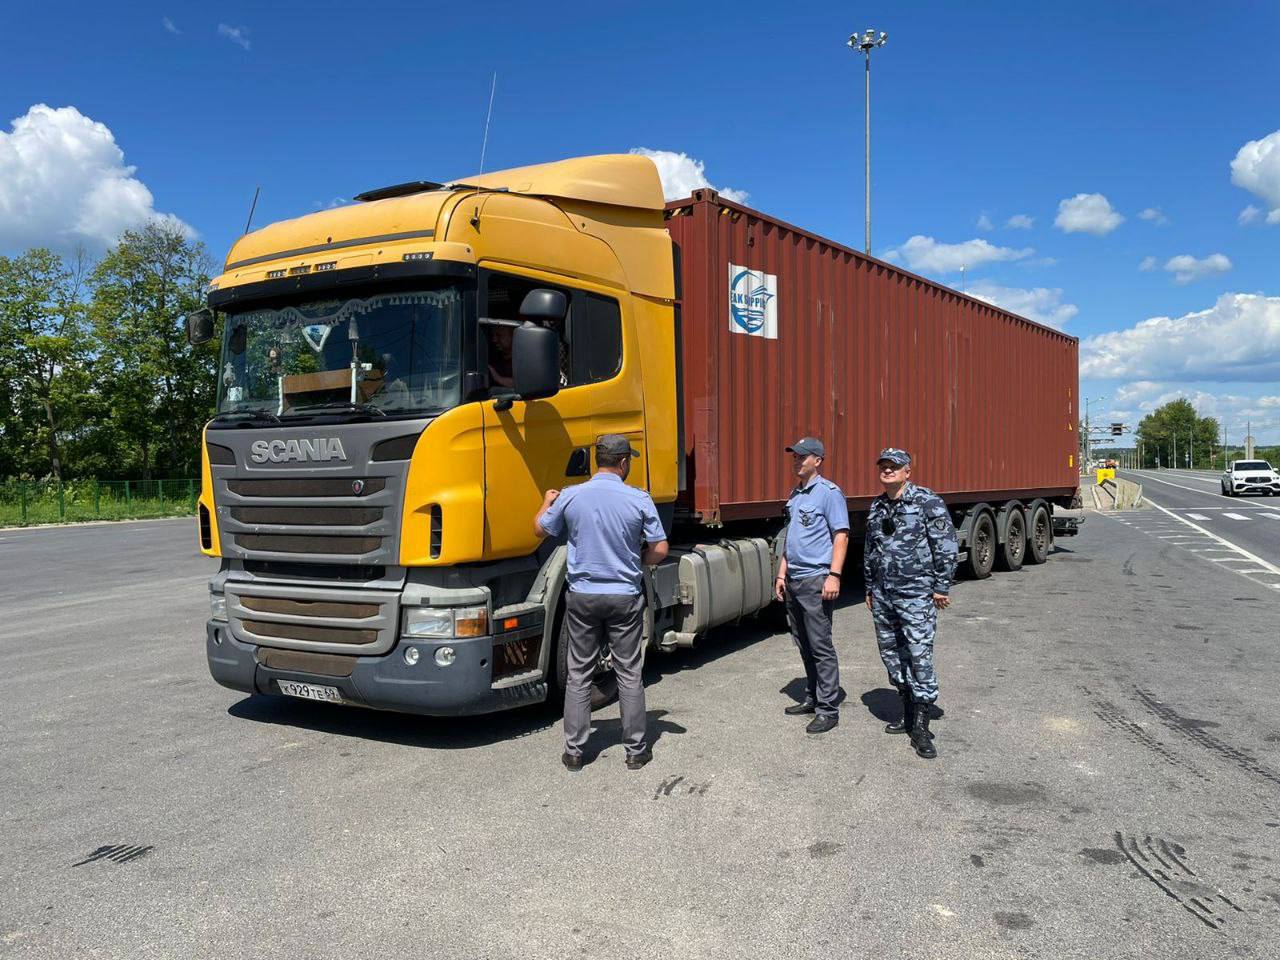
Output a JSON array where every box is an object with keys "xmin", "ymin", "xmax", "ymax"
[
  {"xmin": 573, "ymin": 294, "xmax": 623, "ymax": 385},
  {"xmin": 482, "ymin": 272, "xmax": 623, "ymax": 393}
]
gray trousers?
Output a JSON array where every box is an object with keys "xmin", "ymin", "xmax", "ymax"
[
  {"xmin": 563, "ymin": 591, "xmax": 647, "ymax": 758},
  {"xmin": 785, "ymin": 574, "xmax": 841, "ymax": 717}
]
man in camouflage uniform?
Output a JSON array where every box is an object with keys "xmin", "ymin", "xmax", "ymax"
[{"xmin": 863, "ymin": 448, "xmax": 958, "ymax": 759}]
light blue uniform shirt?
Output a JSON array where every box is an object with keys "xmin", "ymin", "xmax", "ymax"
[
  {"xmin": 538, "ymin": 473, "xmax": 667, "ymax": 595},
  {"xmin": 784, "ymin": 474, "xmax": 851, "ymax": 579}
]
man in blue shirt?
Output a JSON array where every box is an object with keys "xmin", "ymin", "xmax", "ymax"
[
  {"xmin": 534, "ymin": 435, "xmax": 669, "ymax": 771},
  {"xmin": 772, "ymin": 437, "xmax": 850, "ymax": 733}
]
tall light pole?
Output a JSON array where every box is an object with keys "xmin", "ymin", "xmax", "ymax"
[{"xmin": 849, "ymin": 28, "xmax": 888, "ymax": 255}]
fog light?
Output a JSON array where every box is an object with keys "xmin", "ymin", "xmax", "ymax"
[
  {"xmin": 403, "ymin": 646, "xmax": 420, "ymax": 666},
  {"xmin": 212, "ymin": 628, "xmax": 224, "ymax": 645},
  {"xmin": 435, "ymin": 646, "xmax": 456, "ymax": 667}
]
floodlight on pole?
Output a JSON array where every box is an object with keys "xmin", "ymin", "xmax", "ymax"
[{"xmin": 848, "ymin": 28, "xmax": 888, "ymax": 255}]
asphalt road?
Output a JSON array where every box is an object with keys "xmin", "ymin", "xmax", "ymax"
[
  {"xmin": 1121, "ymin": 468, "xmax": 1280, "ymax": 572},
  {"xmin": 2, "ymin": 515, "xmax": 1279, "ymax": 959}
]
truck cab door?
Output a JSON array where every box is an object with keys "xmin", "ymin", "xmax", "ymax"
[{"xmin": 480, "ymin": 271, "xmax": 596, "ymax": 560}]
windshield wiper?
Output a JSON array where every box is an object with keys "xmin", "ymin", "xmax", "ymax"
[
  {"xmin": 212, "ymin": 409, "xmax": 282, "ymax": 424},
  {"xmin": 284, "ymin": 401, "xmax": 386, "ymax": 418}
]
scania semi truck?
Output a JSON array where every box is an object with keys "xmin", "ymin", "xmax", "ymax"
[{"xmin": 190, "ymin": 154, "xmax": 1082, "ymax": 716}]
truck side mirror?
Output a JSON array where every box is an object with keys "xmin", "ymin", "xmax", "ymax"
[
  {"xmin": 512, "ymin": 323, "xmax": 561, "ymax": 401},
  {"xmin": 186, "ymin": 308, "xmax": 215, "ymax": 345},
  {"xmin": 518, "ymin": 288, "xmax": 567, "ymax": 322}
]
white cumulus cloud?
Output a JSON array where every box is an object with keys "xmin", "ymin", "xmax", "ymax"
[
  {"xmin": 976, "ymin": 213, "xmax": 994, "ymax": 231},
  {"xmin": 1239, "ymin": 205, "xmax": 1262, "ymax": 225},
  {"xmin": 1139, "ymin": 256, "xmax": 1157, "ymax": 271},
  {"xmin": 1005, "ymin": 214, "xmax": 1033, "ymax": 229},
  {"xmin": 163, "ymin": 16, "xmax": 180, "ymax": 35},
  {"xmin": 218, "ymin": 23, "xmax": 251, "ymax": 50},
  {"xmin": 1054, "ymin": 193, "xmax": 1124, "ymax": 235},
  {"xmin": 1164, "ymin": 253, "xmax": 1232, "ymax": 284},
  {"xmin": 1080, "ymin": 293, "xmax": 1280, "ymax": 381},
  {"xmin": 967, "ymin": 281, "xmax": 1078, "ymax": 329},
  {"xmin": 0, "ymin": 104, "xmax": 192, "ymax": 254},
  {"xmin": 1137, "ymin": 207, "xmax": 1168, "ymax": 225},
  {"xmin": 629, "ymin": 148, "xmax": 747, "ymax": 204},
  {"xmin": 1108, "ymin": 382, "xmax": 1280, "ymax": 443},
  {"xmin": 882, "ymin": 236, "xmax": 1033, "ymax": 274},
  {"xmin": 1230, "ymin": 129, "xmax": 1280, "ymax": 222}
]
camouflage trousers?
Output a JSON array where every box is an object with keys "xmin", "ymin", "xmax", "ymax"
[{"xmin": 870, "ymin": 592, "xmax": 939, "ymax": 703}]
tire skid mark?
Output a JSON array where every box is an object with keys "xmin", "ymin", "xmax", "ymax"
[
  {"xmin": 1084, "ymin": 689, "xmax": 1210, "ymax": 782},
  {"xmin": 1114, "ymin": 833, "xmax": 1240, "ymax": 931},
  {"xmin": 1131, "ymin": 686, "xmax": 1280, "ymax": 788}
]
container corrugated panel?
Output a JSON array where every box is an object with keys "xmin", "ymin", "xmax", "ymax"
[{"xmin": 666, "ymin": 190, "xmax": 1079, "ymax": 524}]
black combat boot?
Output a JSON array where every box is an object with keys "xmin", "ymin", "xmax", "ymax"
[
  {"xmin": 910, "ymin": 701, "xmax": 937, "ymax": 759},
  {"xmin": 884, "ymin": 685, "xmax": 914, "ymax": 735}
]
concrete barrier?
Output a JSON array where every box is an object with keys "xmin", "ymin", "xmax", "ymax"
[{"xmin": 1099, "ymin": 477, "xmax": 1143, "ymax": 510}]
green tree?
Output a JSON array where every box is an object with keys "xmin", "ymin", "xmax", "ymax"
[
  {"xmin": 0, "ymin": 248, "xmax": 94, "ymax": 481},
  {"xmin": 1135, "ymin": 398, "xmax": 1220, "ymax": 469},
  {"xmin": 89, "ymin": 223, "xmax": 215, "ymax": 479}
]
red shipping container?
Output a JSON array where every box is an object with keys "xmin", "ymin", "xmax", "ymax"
[{"xmin": 666, "ymin": 190, "xmax": 1079, "ymax": 524}]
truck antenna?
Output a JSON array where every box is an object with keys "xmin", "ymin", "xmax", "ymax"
[
  {"xmin": 243, "ymin": 186, "xmax": 261, "ymax": 235},
  {"xmin": 478, "ymin": 72, "xmax": 498, "ymax": 176}
]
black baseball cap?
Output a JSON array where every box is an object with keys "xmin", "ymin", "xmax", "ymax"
[
  {"xmin": 786, "ymin": 437, "xmax": 825, "ymax": 458},
  {"xmin": 597, "ymin": 434, "xmax": 640, "ymax": 458}
]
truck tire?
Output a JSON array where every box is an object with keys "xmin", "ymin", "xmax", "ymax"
[
  {"xmin": 551, "ymin": 599, "xmax": 619, "ymax": 711},
  {"xmin": 996, "ymin": 509, "xmax": 1026, "ymax": 571},
  {"xmin": 964, "ymin": 511, "xmax": 996, "ymax": 580},
  {"xmin": 1025, "ymin": 505, "xmax": 1051, "ymax": 565}
]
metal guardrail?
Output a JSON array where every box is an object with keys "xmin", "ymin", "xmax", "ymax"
[{"xmin": 0, "ymin": 479, "xmax": 198, "ymax": 527}]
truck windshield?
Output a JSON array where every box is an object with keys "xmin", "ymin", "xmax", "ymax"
[{"xmin": 216, "ymin": 286, "xmax": 465, "ymax": 418}]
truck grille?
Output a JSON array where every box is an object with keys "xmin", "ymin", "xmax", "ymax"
[
  {"xmin": 218, "ymin": 474, "xmax": 399, "ymax": 564},
  {"xmin": 226, "ymin": 580, "xmax": 400, "ymax": 655}
]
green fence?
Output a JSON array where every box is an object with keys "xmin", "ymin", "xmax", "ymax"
[{"xmin": 0, "ymin": 479, "xmax": 199, "ymax": 527}]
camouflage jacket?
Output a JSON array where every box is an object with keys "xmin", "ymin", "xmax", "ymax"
[{"xmin": 863, "ymin": 482, "xmax": 958, "ymax": 597}]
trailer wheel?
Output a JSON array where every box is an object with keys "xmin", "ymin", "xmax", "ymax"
[
  {"xmin": 965, "ymin": 511, "xmax": 996, "ymax": 580},
  {"xmin": 1025, "ymin": 505, "xmax": 1051, "ymax": 564},
  {"xmin": 996, "ymin": 509, "xmax": 1026, "ymax": 571},
  {"xmin": 551, "ymin": 599, "xmax": 619, "ymax": 711}
]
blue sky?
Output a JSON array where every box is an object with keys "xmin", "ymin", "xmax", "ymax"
[{"xmin": 3, "ymin": 1, "xmax": 1279, "ymax": 446}]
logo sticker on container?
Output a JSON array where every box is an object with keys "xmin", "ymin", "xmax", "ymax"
[{"xmin": 728, "ymin": 264, "xmax": 778, "ymax": 339}]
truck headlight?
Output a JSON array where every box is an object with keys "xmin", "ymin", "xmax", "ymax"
[
  {"xmin": 402, "ymin": 606, "xmax": 488, "ymax": 639},
  {"xmin": 210, "ymin": 593, "xmax": 228, "ymax": 622}
]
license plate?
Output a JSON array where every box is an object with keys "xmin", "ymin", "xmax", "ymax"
[{"xmin": 277, "ymin": 680, "xmax": 344, "ymax": 704}]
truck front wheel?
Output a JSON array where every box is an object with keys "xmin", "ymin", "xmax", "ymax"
[{"xmin": 550, "ymin": 601, "xmax": 619, "ymax": 711}]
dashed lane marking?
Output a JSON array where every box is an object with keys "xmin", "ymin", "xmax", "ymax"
[
  {"xmin": 1187, "ymin": 513, "xmax": 1210, "ymax": 521},
  {"xmin": 1120, "ymin": 498, "xmax": 1280, "ymax": 592},
  {"xmin": 1223, "ymin": 513, "xmax": 1250, "ymax": 521}
]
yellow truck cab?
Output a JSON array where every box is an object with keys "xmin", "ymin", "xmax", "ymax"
[{"xmin": 196, "ymin": 155, "xmax": 746, "ymax": 714}]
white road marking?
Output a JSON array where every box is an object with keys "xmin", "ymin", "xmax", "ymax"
[
  {"xmin": 1132, "ymin": 472, "xmax": 1231, "ymax": 497},
  {"xmin": 1186, "ymin": 513, "xmax": 1210, "ymax": 521},
  {"xmin": 1224, "ymin": 513, "xmax": 1250, "ymax": 521},
  {"xmin": 1262, "ymin": 513, "xmax": 1280, "ymax": 521},
  {"xmin": 1141, "ymin": 499, "xmax": 1280, "ymax": 580}
]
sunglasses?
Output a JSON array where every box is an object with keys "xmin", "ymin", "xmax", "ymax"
[{"xmin": 878, "ymin": 463, "xmax": 904, "ymax": 473}]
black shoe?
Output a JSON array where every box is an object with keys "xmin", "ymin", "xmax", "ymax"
[
  {"xmin": 625, "ymin": 749, "xmax": 653, "ymax": 770},
  {"xmin": 562, "ymin": 751, "xmax": 584, "ymax": 771},
  {"xmin": 785, "ymin": 700, "xmax": 817, "ymax": 716},
  {"xmin": 910, "ymin": 702, "xmax": 937, "ymax": 759},
  {"xmin": 884, "ymin": 686, "xmax": 915, "ymax": 735},
  {"xmin": 806, "ymin": 714, "xmax": 839, "ymax": 734}
]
